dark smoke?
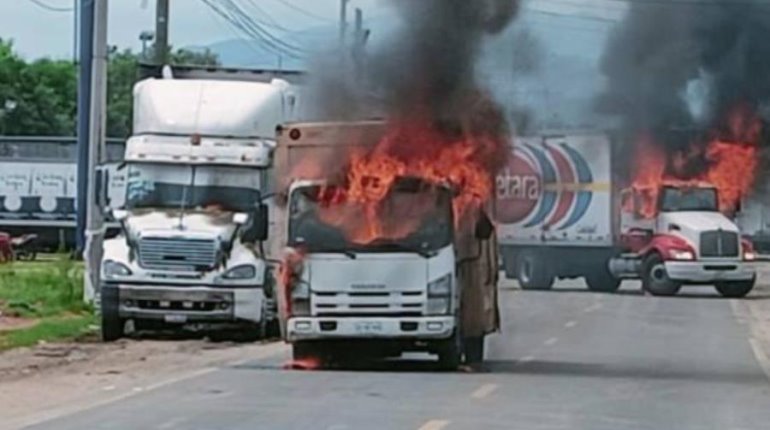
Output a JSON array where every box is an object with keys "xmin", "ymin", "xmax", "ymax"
[
  {"xmin": 599, "ymin": 1, "xmax": 770, "ymax": 141},
  {"xmin": 371, "ymin": 0, "xmax": 521, "ymax": 122}
]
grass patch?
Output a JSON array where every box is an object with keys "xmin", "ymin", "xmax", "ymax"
[
  {"xmin": 0, "ymin": 314, "xmax": 96, "ymax": 350},
  {"xmin": 0, "ymin": 256, "xmax": 88, "ymax": 318}
]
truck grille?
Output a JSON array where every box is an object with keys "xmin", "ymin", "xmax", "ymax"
[
  {"xmin": 312, "ymin": 291, "xmax": 425, "ymax": 317},
  {"xmin": 700, "ymin": 230, "xmax": 739, "ymax": 258},
  {"xmin": 138, "ymin": 237, "xmax": 218, "ymax": 271}
]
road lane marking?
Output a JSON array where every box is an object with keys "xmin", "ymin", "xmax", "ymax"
[
  {"xmin": 418, "ymin": 420, "xmax": 450, "ymax": 430},
  {"xmin": 564, "ymin": 320, "xmax": 577, "ymax": 328},
  {"xmin": 518, "ymin": 355, "xmax": 536, "ymax": 363},
  {"xmin": 544, "ymin": 337, "xmax": 558, "ymax": 346},
  {"xmin": 470, "ymin": 383, "xmax": 498, "ymax": 399},
  {"xmin": 583, "ymin": 303, "xmax": 603, "ymax": 313},
  {"xmin": 749, "ymin": 338, "xmax": 770, "ymax": 382}
]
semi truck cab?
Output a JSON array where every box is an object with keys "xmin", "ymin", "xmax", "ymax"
[{"xmin": 613, "ymin": 183, "xmax": 756, "ymax": 297}]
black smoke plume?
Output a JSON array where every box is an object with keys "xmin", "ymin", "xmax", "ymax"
[{"xmin": 599, "ymin": 1, "xmax": 770, "ymax": 145}]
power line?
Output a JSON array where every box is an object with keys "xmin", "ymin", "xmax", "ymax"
[
  {"xmin": 222, "ymin": 0, "xmax": 306, "ymax": 55},
  {"xmin": 201, "ymin": 0, "xmax": 305, "ymax": 59},
  {"xmin": 28, "ymin": 0, "xmax": 73, "ymax": 12},
  {"xmin": 269, "ymin": 0, "xmax": 336, "ymax": 22}
]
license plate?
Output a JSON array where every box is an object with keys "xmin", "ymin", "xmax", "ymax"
[
  {"xmin": 354, "ymin": 321, "xmax": 383, "ymax": 334},
  {"xmin": 164, "ymin": 314, "xmax": 187, "ymax": 324}
]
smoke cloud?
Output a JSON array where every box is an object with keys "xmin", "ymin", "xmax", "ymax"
[{"xmin": 599, "ymin": 0, "xmax": 770, "ymax": 143}]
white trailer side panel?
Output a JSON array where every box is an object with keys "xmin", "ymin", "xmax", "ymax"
[{"xmin": 495, "ymin": 133, "xmax": 613, "ymax": 247}]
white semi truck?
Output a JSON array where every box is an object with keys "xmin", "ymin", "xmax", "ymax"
[
  {"xmin": 496, "ymin": 132, "xmax": 756, "ymax": 297},
  {"xmin": 273, "ymin": 122, "xmax": 500, "ymax": 368},
  {"xmin": 99, "ymin": 67, "xmax": 301, "ymax": 340}
]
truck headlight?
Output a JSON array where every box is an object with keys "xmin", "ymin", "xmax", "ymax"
[
  {"xmin": 744, "ymin": 251, "xmax": 757, "ymax": 261},
  {"xmin": 103, "ymin": 260, "xmax": 132, "ymax": 277},
  {"xmin": 428, "ymin": 274, "xmax": 452, "ymax": 297},
  {"xmin": 427, "ymin": 274, "xmax": 452, "ymax": 315},
  {"xmin": 290, "ymin": 281, "xmax": 311, "ymax": 316},
  {"xmin": 222, "ymin": 265, "xmax": 257, "ymax": 280},
  {"xmin": 670, "ymin": 250, "xmax": 695, "ymax": 261}
]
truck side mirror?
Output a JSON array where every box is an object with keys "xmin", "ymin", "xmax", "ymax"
[
  {"xmin": 475, "ymin": 213, "xmax": 494, "ymax": 240},
  {"xmin": 243, "ymin": 204, "xmax": 269, "ymax": 243}
]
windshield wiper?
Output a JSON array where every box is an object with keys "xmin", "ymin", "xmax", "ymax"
[
  {"xmin": 311, "ymin": 247, "xmax": 357, "ymax": 259},
  {"xmin": 372, "ymin": 242, "xmax": 434, "ymax": 258}
]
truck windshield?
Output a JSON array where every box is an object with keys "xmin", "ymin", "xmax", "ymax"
[
  {"xmin": 659, "ymin": 186, "xmax": 719, "ymax": 212},
  {"xmin": 125, "ymin": 164, "xmax": 261, "ymax": 213},
  {"xmin": 288, "ymin": 181, "xmax": 453, "ymax": 253}
]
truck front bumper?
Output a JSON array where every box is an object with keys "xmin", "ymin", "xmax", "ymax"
[
  {"xmin": 664, "ymin": 261, "xmax": 756, "ymax": 283},
  {"xmin": 103, "ymin": 284, "xmax": 265, "ymax": 324},
  {"xmin": 286, "ymin": 316, "xmax": 455, "ymax": 342}
]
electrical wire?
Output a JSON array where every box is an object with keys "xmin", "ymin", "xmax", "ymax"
[
  {"xmin": 221, "ymin": 0, "xmax": 306, "ymax": 56},
  {"xmin": 269, "ymin": 0, "xmax": 336, "ymax": 22},
  {"xmin": 28, "ymin": 0, "xmax": 73, "ymax": 12},
  {"xmin": 201, "ymin": 0, "xmax": 305, "ymax": 59}
]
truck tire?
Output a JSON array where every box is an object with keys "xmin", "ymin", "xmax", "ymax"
[
  {"xmin": 292, "ymin": 342, "xmax": 326, "ymax": 362},
  {"xmin": 464, "ymin": 336, "xmax": 485, "ymax": 365},
  {"xmin": 437, "ymin": 332, "xmax": 463, "ymax": 370},
  {"xmin": 585, "ymin": 266, "xmax": 621, "ymax": 293},
  {"xmin": 642, "ymin": 254, "xmax": 681, "ymax": 297},
  {"xmin": 516, "ymin": 251, "xmax": 554, "ymax": 290},
  {"xmin": 715, "ymin": 278, "xmax": 756, "ymax": 298},
  {"xmin": 100, "ymin": 288, "xmax": 125, "ymax": 342}
]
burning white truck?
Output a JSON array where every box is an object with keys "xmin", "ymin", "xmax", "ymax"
[
  {"xmin": 496, "ymin": 132, "xmax": 756, "ymax": 297},
  {"xmin": 99, "ymin": 67, "xmax": 301, "ymax": 340},
  {"xmin": 272, "ymin": 121, "xmax": 500, "ymax": 368}
]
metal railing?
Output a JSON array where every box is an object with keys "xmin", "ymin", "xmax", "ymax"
[{"xmin": 0, "ymin": 136, "xmax": 125, "ymax": 162}]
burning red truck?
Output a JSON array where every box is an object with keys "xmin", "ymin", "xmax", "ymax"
[{"xmin": 496, "ymin": 129, "xmax": 757, "ymax": 297}]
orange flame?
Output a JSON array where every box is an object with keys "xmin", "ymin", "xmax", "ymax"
[
  {"xmin": 307, "ymin": 119, "xmax": 506, "ymax": 245},
  {"xmin": 627, "ymin": 106, "xmax": 760, "ymax": 218}
]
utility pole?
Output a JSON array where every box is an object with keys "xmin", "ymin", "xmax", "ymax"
[
  {"xmin": 339, "ymin": 0, "xmax": 350, "ymax": 48},
  {"xmin": 75, "ymin": 0, "xmax": 94, "ymax": 257},
  {"xmin": 83, "ymin": 0, "xmax": 109, "ymax": 303},
  {"xmin": 352, "ymin": 8, "xmax": 366, "ymax": 78},
  {"xmin": 155, "ymin": 0, "xmax": 170, "ymax": 65}
]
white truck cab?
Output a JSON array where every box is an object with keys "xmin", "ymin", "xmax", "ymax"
[
  {"xmin": 284, "ymin": 179, "xmax": 457, "ymax": 343},
  {"xmin": 613, "ymin": 183, "xmax": 757, "ymax": 297},
  {"xmin": 99, "ymin": 70, "xmax": 300, "ymax": 340}
]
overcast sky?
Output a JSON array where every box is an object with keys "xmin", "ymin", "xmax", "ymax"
[{"xmin": 0, "ymin": 0, "xmax": 624, "ymax": 60}]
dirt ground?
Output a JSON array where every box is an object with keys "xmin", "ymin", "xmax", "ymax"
[{"xmin": 0, "ymin": 337, "xmax": 288, "ymax": 430}]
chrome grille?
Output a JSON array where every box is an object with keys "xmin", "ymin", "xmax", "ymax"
[
  {"xmin": 700, "ymin": 230, "xmax": 739, "ymax": 258},
  {"xmin": 311, "ymin": 291, "xmax": 425, "ymax": 317},
  {"xmin": 138, "ymin": 237, "xmax": 218, "ymax": 271}
]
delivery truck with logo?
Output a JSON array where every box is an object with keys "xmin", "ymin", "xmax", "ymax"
[{"xmin": 496, "ymin": 132, "xmax": 756, "ymax": 297}]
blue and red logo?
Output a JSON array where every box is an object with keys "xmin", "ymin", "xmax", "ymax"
[{"xmin": 496, "ymin": 142, "xmax": 594, "ymax": 229}]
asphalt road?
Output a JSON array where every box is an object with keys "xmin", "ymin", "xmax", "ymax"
[{"xmin": 27, "ymin": 281, "xmax": 770, "ymax": 430}]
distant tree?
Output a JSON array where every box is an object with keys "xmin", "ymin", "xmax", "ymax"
[
  {"xmin": 0, "ymin": 39, "xmax": 76, "ymax": 136},
  {"xmin": 0, "ymin": 39, "xmax": 220, "ymax": 138}
]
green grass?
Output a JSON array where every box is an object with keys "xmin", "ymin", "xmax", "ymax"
[
  {"xmin": 0, "ymin": 314, "xmax": 96, "ymax": 350},
  {"xmin": 0, "ymin": 256, "xmax": 88, "ymax": 318},
  {"xmin": 0, "ymin": 256, "xmax": 95, "ymax": 350}
]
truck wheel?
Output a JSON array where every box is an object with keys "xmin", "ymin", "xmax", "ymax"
[
  {"xmin": 642, "ymin": 254, "xmax": 681, "ymax": 297},
  {"xmin": 517, "ymin": 251, "xmax": 554, "ymax": 290},
  {"xmin": 437, "ymin": 332, "xmax": 463, "ymax": 370},
  {"xmin": 715, "ymin": 278, "xmax": 756, "ymax": 298},
  {"xmin": 464, "ymin": 336, "xmax": 485, "ymax": 365},
  {"xmin": 100, "ymin": 288, "xmax": 125, "ymax": 342},
  {"xmin": 292, "ymin": 342, "xmax": 327, "ymax": 362},
  {"xmin": 585, "ymin": 266, "xmax": 621, "ymax": 293}
]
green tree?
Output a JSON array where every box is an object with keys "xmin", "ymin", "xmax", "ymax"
[
  {"xmin": 0, "ymin": 39, "xmax": 76, "ymax": 136},
  {"xmin": 0, "ymin": 39, "xmax": 220, "ymax": 138}
]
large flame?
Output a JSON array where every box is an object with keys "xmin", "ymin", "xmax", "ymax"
[
  {"xmin": 627, "ymin": 105, "xmax": 760, "ymax": 217},
  {"xmin": 301, "ymin": 118, "xmax": 506, "ymax": 245}
]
